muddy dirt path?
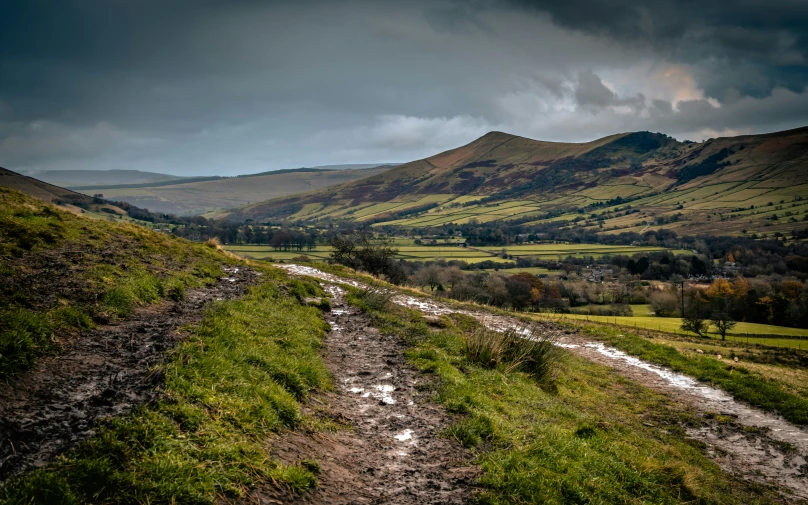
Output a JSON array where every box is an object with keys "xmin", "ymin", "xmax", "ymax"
[
  {"xmin": 279, "ymin": 264, "xmax": 808, "ymax": 499},
  {"xmin": 254, "ymin": 283, "xmax": 476, "ymax": 505},
  {"xmin": 0, "ymin": 265, "xmax": 260, "ymax": 480}
]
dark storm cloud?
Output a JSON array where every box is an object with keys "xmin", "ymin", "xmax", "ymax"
[
  {"xmin": 0, "ymin": 0, "xmax": 806, "ymax": 175},
  {"xmin": 506, "ymin": 0, "xmax": 808, "ymax": 97}
]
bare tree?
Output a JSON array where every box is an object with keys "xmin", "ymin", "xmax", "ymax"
[
  {"xmin": 711, "ymin": 310, "xmax": 737, "ymax": 340},
  {"xmin": 416, "ymin": 265, "xmax": 445, "ymax": 292}
]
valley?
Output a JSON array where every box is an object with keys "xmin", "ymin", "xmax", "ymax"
[{"xmin": 2, "ymin": 172, "xmax": 808, "ymax": 503}]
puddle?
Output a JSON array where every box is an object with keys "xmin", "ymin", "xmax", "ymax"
[
  {"xmin": 362, "ymin": 384, "xmax": 396, "ymax": 404},
  {"xmin": 564, "ymin": 340, "xmax": 732, "ymax": 402},
  {"xmin": 394, "ymin": 429, "xmax": 414, "ymax": 442}
]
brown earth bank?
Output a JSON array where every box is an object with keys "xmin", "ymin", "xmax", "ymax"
[
  {"xmin": 0, "ymin": 265, "xmax": 260, "ymax": 480},
  {"xmin": 249, "ymin": 284, "xmax": 478, "ymax": 505}
]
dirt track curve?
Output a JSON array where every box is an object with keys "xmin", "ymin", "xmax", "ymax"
[{"xmin": 252, "ymin": 283, "xmax": 477, "ymax": 505}]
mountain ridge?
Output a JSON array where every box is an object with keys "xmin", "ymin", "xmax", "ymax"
[{"xmin": 216, "ymin": 126, "xmax": 808, "ymax": 236}]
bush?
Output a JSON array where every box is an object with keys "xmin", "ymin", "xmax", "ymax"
[
  {"xmin": 650, "ymin": 291, "xmax": 680, "ymax": 317},
  {"xmin": 329, "ymin": 233, "xmax": 402, "ymax": 283},
  {"xmin": 463, "ymin": 324, "xmax": 559, "ymax": 383},
  {"xmin": 570, "ymin": 304, "xmax": 632, "ymax": 317}
]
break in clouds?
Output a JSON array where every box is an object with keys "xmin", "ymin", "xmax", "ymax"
[{"xmin": 1, "ymin": 0, "xmax": 807, "ymax": 175}]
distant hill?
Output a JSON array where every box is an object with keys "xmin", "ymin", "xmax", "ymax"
[
  {"xmin": 218, "ymin": 127, "xmax": 808, "ymax": 237},
  {"xmin": 75, "ymin": 165, "xmax": 395, "ymax": 216},
  {"xmin": 0, "ymin": 167, "xmax": 140, "ymax": 218},
  {"xmin": 21, "ymin": 169, "xmax": 189, "ymax": 188},
  {"xmin": 0, "ymin": 167, "xmax": 95, "ymax": 206}
]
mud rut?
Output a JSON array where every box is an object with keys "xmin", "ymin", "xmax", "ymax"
[
  {"xmin": 279, "ymin": 264, "xmax": 808, "ymax": 501},
  {"xmin": 0, "ymin": 265, "xmax": 260, "ymax": 480},
  {"xmin": 252, "ymin": 284, "xmax": 477, "ymax": 505}
]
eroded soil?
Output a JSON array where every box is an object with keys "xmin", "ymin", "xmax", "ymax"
[
  {"xmin": 279, "ymin": 264, "xmax": 808, "ymax": 500},
  {"xmin": 252, "ymin": 284, "xmax": 477, "ymax": 505},
  {"xmin": 0, "ymin": 265, "xmax": 259, "ymax": 480}
]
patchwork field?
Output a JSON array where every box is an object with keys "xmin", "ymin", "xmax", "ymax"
[
  {"xmin": 478, "ymin": 244, "xmax": 693, "ymax": 259},
  {"xmin": 224, "ymin": 242, "xmax": 690, "ymax": 264}
]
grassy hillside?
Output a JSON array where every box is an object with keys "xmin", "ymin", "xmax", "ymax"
[
  {"xmin": 222, "ymin": 127, "xmax": 808, "ymax": 236},
  {"xmin": 23, "ymin": 169, "xmax": 189, "ymax": 188},
  {"xmin": 74, "ymin": 166, "xmax": 394, "ymax": 216},
  {"xmin": 0, "ymin": 186, "xmax": 230, "ymax": 377},
  {"xmin": 0, "ymin": 185, "xmax": 334, "ymax": 502}
]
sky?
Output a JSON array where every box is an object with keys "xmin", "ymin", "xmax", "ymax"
[{"xmin": 1, "ymin": 0, "xmax": 807, "ymax": 176}]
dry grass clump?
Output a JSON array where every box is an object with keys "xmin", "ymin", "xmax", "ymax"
[
  {"xmin": 356, "ymin": 285, "xmax": 395, "ymax": 312},
  {"xmin": 463, "ymin": 323, "xmax": 559, "ymax": 382}
]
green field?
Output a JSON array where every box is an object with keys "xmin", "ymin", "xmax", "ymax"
[
  {"xmin": 531, "ymin": 312, "xmax": 808, "ymax": 348},
  {"xmin": 478, "ymin": 243, "xmax": 692, "ymax": 259},
  {"xmin": 224, "ymin": 244, "xmax": 495, "ymax": 263},
  {"xmin": 359, "ymin": 179, "xmax": 808, "ymax": 237},
  {"xmin": 224, "ymin": 242, "xmax": 695, "ymax": 267}
]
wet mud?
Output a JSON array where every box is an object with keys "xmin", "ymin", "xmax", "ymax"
[
  {"xmin": 253, "ymin": 284, "xmax": 476, "ymax": 505},
  {"xmin": 0, "ymin": 265, "xmax": 259, "ymax": 480},
  {"xmin": 279, "ymin": 264, "xmax": 808, "ymax": 500}
]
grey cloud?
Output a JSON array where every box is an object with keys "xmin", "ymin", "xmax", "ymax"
[{"xmin": 575, "ymin": 71, "xmax": 616, "ymax": 109}]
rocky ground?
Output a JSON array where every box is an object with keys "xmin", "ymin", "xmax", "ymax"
[{"xmin": 0, "ymin": 265, "xmax": 260, "ymax": 480}]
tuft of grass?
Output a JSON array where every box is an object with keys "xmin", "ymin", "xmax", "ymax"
[
  {"xmin": 164, "ymin": 277, "xmax": 186, "ymax": 302},
  {"xmin": 0, "ymin": 308, "xmax": 53, "ymax": 378},
  {"xmin": 463, "ymin": 324, "xmax": 559, "ymax": 383},
  {"xmin": 355, "ymin": 285, "xmax": 394, "ymax": 312},
  {"xmin": 2, "ymin": 269, "xmax": 331, "ymax": 503}
]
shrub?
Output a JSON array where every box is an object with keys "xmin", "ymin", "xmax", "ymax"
[{"xmin": 650, "ymin": 291, "xmax": 680, "ymax": 317}]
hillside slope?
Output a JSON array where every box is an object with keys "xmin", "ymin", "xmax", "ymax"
[
  {"xmin": 22, "ymin": 169, "xmax": 188, "ymax": 188},
  {"xmin": 0, "ymin": 167, "xmax": 97, "ymax": 206},
  {"xmin": 75, "ymin": 166, "xmax": 395, "ymax": 216},
  {"xmin": 223, "ymin": 127, "xmax": 808, "ymax": 236}
]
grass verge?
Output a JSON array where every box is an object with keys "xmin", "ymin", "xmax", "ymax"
[
  {"xmin": 345, "ymin": 290, "xmax": 787, "ymax": 505},
  {"xmin": 580, "ymin": 325, "xmax": 808, "ymax": 425},
  {"xmin": 1, "ymin": 268, "xmax": 331, "ymax": 504}
]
